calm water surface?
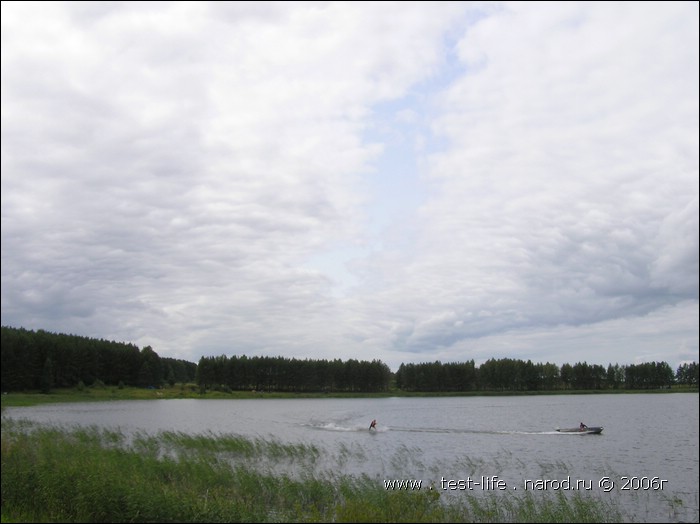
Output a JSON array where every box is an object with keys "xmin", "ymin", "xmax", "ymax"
[{"xmin": 4, "ymin": 393, "xmax": 698, "ymax": 522}]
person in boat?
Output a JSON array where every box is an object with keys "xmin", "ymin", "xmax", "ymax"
[
  {"xmin": 579, "ymin": 422, "xmax": 588, "ymax": 431},
  {"xmin": 369, "ymin": 419, "xmax": 377, "ymax": 431}
]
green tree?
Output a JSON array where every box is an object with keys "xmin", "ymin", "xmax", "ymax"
[{"xmin": 40, "ymin": 357, "xmax": 54, "ymax": 394}]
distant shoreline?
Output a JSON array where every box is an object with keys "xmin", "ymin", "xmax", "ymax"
[{"xmin": 2, "ymin": 385, "xmax": 697, "ymax": 409}]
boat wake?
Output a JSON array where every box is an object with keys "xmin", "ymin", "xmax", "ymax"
[
  {"xmin": 307, "ymin": 424, "xmax": 574, "ymax": 435},
  {"xmin": 304, "ymin": 423, "xmax": 592, "ymax": 436},
  {"xmin": 390, "ymin": 427, "xmax": 566, "ymax": 436},
  {"xmin": 304, "ymin": 422, "xmax": 389, "ymax": 433}
]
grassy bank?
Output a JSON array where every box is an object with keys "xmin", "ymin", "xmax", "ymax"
[
  {"xmin": 2, "ymin": 384, "xmax": 697, "ymax": 409},
  {"xmin": 1, "ymin": 419, "xmax": 623, "ymax": 523}
]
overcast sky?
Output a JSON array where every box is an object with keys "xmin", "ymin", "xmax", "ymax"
[{"xmin": 2, "ymin": 1, "xmax": 698, "ymax": 372}]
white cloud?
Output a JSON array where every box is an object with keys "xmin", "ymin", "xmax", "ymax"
[{"xmin": 2, "ymin": 2, "xmax": 697, "ymax": 371}]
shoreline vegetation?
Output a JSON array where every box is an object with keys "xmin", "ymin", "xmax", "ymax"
[
  {"xmin": 3, "ymin": 327, "xmax": 698, "ymax": 397},
  {"xmin": 2, "ymin": 384, "xmax": 697, "ymax": 409},
  {"xmin": 1, "ymin": 419, "xmax": 629, "ymax": 523}
]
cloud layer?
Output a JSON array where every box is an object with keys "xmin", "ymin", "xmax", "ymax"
[{"xmin": 2, "ymin": 2, "xmax": 698, "ymax": 370}]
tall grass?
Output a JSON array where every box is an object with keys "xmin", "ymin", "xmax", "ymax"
[{"xmin": 1, "ymin": 419, "xmax": 624, "ymax": 523}]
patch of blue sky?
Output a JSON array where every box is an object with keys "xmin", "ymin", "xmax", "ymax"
[
  {"xmin": 303, "ymin": 244, "xmax": 366, "ymax": 298},
  {"xmin": 360, "ymin": 26, "xmax": 469, "ymax": 238},
  {"xmin": 306, "ymin": 7, "xmax": 494, "ymax": 297}
]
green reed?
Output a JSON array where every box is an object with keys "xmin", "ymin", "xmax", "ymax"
[{"xmin": 2, "ymin": 419, "xmax": 624, "ymax": 523}]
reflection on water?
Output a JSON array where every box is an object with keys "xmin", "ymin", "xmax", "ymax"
[{"xmin": 4, "ymin": 393, "xmax": 698, "ymax": 523}]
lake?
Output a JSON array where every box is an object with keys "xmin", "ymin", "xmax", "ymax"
[{"xmin": 3, "ymin": 393, "xmax": 698, "ymax": 522}]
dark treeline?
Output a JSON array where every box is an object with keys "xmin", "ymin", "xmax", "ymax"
[
  {"xmin": 396, "ymin": 358, "xmax": 699, "ymax": 391},
  {"xmin": 1, "ymin": 326, "xmax": 697, "ymax": 393},
  {"xmin": 1, "ymin": 326, "xmax": 196, "ymax": 392},
  {"xmin": 196, "ymin": 354, "xmax": 392, "ymax": 392}
]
